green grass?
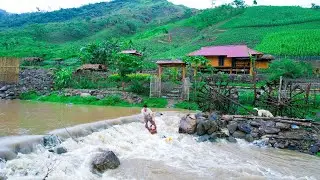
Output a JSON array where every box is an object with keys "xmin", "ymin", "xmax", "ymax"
[
  {"xmin": 174, "ymin": 101, "xmax": 199, "ymax": 110},
  {"xmin": 19, "ymin": 91, "xmax": 168, "ymax": 108}
]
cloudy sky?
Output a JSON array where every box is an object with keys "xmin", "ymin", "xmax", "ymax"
[{"xmin": 0, "ymin": 0, "xmax": 318, "ymax": 13}]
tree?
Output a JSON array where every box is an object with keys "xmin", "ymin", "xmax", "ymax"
[
  {"xmin": 113, "ymin": 53, "xmax": 143, "ymax": 90},
  {"xmin": 253, "ymin": 0, "xmax": 258, "ymax": 5},
  {"xmin": 183, "ymin": 56, "xmax": 209, "ymax": 76},
  {"xmin": 233, "ymin": 0, "xmax": 246, "ymax": 8},
  {"xmin": 80, "ymin": 40, "xmax": 120, "ymax": 66},
  {"xmin": 264, "ymin": 59, "xmax": 314, "ymax": 81},
  {"xmin": 311, "ymin": 3, "xmax": 320, "ymax": 9}
]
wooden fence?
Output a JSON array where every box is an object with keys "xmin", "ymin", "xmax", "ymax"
[{"xmin": 0, "ymin": 57, "xmax": 20, "ymax": 83}]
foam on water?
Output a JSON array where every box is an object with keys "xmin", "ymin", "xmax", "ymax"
[{"xmin": 1, "ymin": 112, "xmax": 320, "ymax": 180}]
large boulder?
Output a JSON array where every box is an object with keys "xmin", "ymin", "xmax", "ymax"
[
  {"xmin": 232, "ymin": 131, "xmax": 246, "ymax": 139},
  {"xmin": 207, "ymin": 121, "xmax": 219, "ymax": 135},
  {"xmin": 179, "ymin": 114, "xmax": 197, "ymax": 134},
  {"xmin": 92, "ymin": 150, "xmax": 120, "ymax": 174},
  {"xmin": 227, "ymin": 122, "xmax": 238, "ymax": 134}
]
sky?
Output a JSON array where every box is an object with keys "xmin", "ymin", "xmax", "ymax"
[{"xmin": 0, "ymin": 0, "xmax": 318, "ymax": 13}]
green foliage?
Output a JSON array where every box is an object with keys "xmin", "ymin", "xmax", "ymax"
[
  {"xmin": 113, "ymin": 54, "xmax": 143, "ymax": 78},
  {"xmin": 174, "ymin": 101, "xmax": 199, "ymax": 110},
  {"xmin": 54, "ymin": 68, "xmax": 73, "ymax": 89},
  {"xmin": 80, "ymin": 41, "xmax": 120, "ymax": 65},
  {"xmin": 232, "ymin": 0, "xmax": 247, "ymax": 8},
  {"xmin": 142, "ymin": 98, "xmax": 168, "ymax": 108},
  {"xmin": 128, "ymin": 79, "xmax": 150, "ymax": 95},
  {"xmin": 264, "ymin": 59, "xmax": 314, "ymax": 81},
  {"xmin": 256, "ymin": 30, "xmax": 320, "ymax": 56}
]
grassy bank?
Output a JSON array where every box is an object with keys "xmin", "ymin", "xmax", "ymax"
[{"xmin": 20, "ymin": 92, "xmax": 168, "ymax": 108}]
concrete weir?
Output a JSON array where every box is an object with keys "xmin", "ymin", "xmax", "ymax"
[{"xmin": 0, "ymin": 114, "xmax": 143, "ymax": 160}]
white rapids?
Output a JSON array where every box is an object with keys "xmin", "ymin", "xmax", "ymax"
[{"xmin": 1, "ymin": 112, "xmax": 320, "ymax": 180}]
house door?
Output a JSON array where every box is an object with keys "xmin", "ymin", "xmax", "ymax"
[{"xmin": 232, "ymin": 58, "xmax": 236, "ymax": 68}]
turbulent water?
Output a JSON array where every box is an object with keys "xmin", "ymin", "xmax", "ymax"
[{"xmin": 1, "ymin": 112, "xmax": 320, "ymax": 180}]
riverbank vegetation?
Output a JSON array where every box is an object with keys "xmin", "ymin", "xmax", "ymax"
[{"xmin": 20, "ymin": 91, "xmax": 169, "ymax": 108}]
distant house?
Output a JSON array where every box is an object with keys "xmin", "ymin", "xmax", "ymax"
[
  {"xmin": 121, "ymin": 50, "xmax": 143, "ymax": 57},
  {"xmin": 189, "ymin": 45, "xmax": 273, "ymax": 74}
]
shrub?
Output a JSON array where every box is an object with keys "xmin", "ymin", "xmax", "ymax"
[
  {"xmin": 128, "ymin": 79, "xmax": 149, "ymax": 95},
  {"xmin": 264, "ymin": 59, "xmax": 314, "ymax": 81},
  {"xmin": 142, "ymin": 98, "xmax": 168, "ymax": 108},
  {"xmin": 174, "ymin": 101, "xmax": 199, "ymax": 110},
  {"xmin": 54, "ymin": 68, "xmax": 73, "ymax": 89}
]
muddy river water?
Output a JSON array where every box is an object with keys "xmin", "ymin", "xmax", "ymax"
[{"xmin": 0, "ymin": 100, "xmax": 319, "ymax": 179}]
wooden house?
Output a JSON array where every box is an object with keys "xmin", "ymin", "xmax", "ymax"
[
  {"xmin": 121, "ymin": 50, "xmax": 143, "ymax": 57},
  {"xmin": 189, "ymin": 45, "xmax": 273, "ymax": 74}
]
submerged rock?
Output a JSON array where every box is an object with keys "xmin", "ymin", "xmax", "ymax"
[
  {"xmin": 0, "ymin": 172, "xmax": 7, "ymax": 180},
  {"xmin": 43, "ymin": 135, "xmax": 61, "ymax": 148},
  {"xmin": 245, "ymin": 134, "xmax": 254, "ymax": 142},
  {"xmin": 227, "ymin": 136, "xmax": 237, "ymax": 143},
  {"xmin": 232, "ymin": 131, "xmax": 246, "ymax": 139},
  {"xmin": 92, "ymin": 150, "xmax": 120, "ymax": 173},
  {"xmin": 54, "ymin": 146, "xmax": 68, "ymax": 155},
  {"xmin": 179, "ymin": 114, "xmax": 197, "ymax": 134}
]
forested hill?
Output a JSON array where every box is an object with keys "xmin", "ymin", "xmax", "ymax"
[
  {"xmin": 0, "ymin": 0, "xmax": 319, "ymax": 59},
  {"xmin": 0, "ymin": 0, "xmax": 192, "ymax": 28}
]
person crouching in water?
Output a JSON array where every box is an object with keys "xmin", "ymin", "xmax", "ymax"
[{"xmin": 141, "ymin": 105, "xmax": 157, "ymax": 134}]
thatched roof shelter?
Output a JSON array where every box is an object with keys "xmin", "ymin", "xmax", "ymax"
[{"xmin": 76, "ymin": 64, "xmax": 107, "ymax": 73}]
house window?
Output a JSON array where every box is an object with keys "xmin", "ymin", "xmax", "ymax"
[{"xmin": 218, "ymin": 56, "xmax": 225, "ymax": 66}]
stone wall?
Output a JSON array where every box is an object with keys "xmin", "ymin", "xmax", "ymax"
[
  {"xmin": 0, "ymin": 68, "xmax": 54, "ymax": 100},
  {"xmin": 179, "ymin": 113, "xmax": 320, "ymax": 155}
]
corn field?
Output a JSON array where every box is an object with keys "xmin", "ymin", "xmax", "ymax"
[{"xmin": 0, "ymin": 57, "xmax": 20, "ymax": 83}]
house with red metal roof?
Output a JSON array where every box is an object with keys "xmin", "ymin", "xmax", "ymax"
[{"xmin": 189, "ymin": 45, "xmax": 273, "ymax": 74}]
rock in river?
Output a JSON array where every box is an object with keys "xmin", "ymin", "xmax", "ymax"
[
  {"xmin": 238, "ymin": 123, "xmax": 251, "ymax": 134},
  {"xmin": 92, "ymin": 150, "xmax": 120, "ymax": 173},
  {"xmin": 232, "ymin": 131, "xmax": 246, "ymax": 139},
  {"xmin": 179, "ymin": 114, "xmax": 197, "ymax": 134}
]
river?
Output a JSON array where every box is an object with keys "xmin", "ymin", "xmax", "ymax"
[
  {"xmin": 0, "ymin": 101, "xmax": 319, "ymax": 179},
  {"xmin": 0, "ymin": 100, "xmax": 172, "ymax": 136}
]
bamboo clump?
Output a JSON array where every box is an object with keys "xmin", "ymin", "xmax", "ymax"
[{"xmin": 0, "ymin": 57, "xmax": 20, "ymax": 83}]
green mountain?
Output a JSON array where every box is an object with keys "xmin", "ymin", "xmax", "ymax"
[{"xmin": 0, "ymin": 1, "xmax": 319, "ymax": 60}]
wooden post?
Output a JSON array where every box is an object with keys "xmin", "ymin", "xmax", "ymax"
[
  {"xmin": 182, "ymin": 65, "xmax": 186, "ymax": 80},
  {"xmin": 158, "ymin": 65, "xmax": 162, "ymax": 79},
  {"xmin": 278, "ymin": 76, "xmax": 283, "ymax": 103}
]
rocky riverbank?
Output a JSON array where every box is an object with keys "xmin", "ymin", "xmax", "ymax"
[
  {"xmin": 0, "ymin": 68, "xmax": 143, "ymax": 103},
  {"xmin": 0, "ymin": 68, "xmax": 54, "ymax": 100},
  {"xmin": 179, "ymin": 113, "xmax": 320, "ymax": 155}
]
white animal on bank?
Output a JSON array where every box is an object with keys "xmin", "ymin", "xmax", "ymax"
[{"xmin": 253, "ymin": 108, "xmax": 274, "ymax": 117}]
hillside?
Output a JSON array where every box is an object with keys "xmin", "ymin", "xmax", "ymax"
[
  {"xmin": 132, "ymin": 6, "xmax": 320, "ymax": 59},
  {"xmin": 0, "ymin": 2, "xmax": 319, "ymax": 60},
  {"xmin": 0, "ymin": 0, "xmax": 193, "ymax": 58}
]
